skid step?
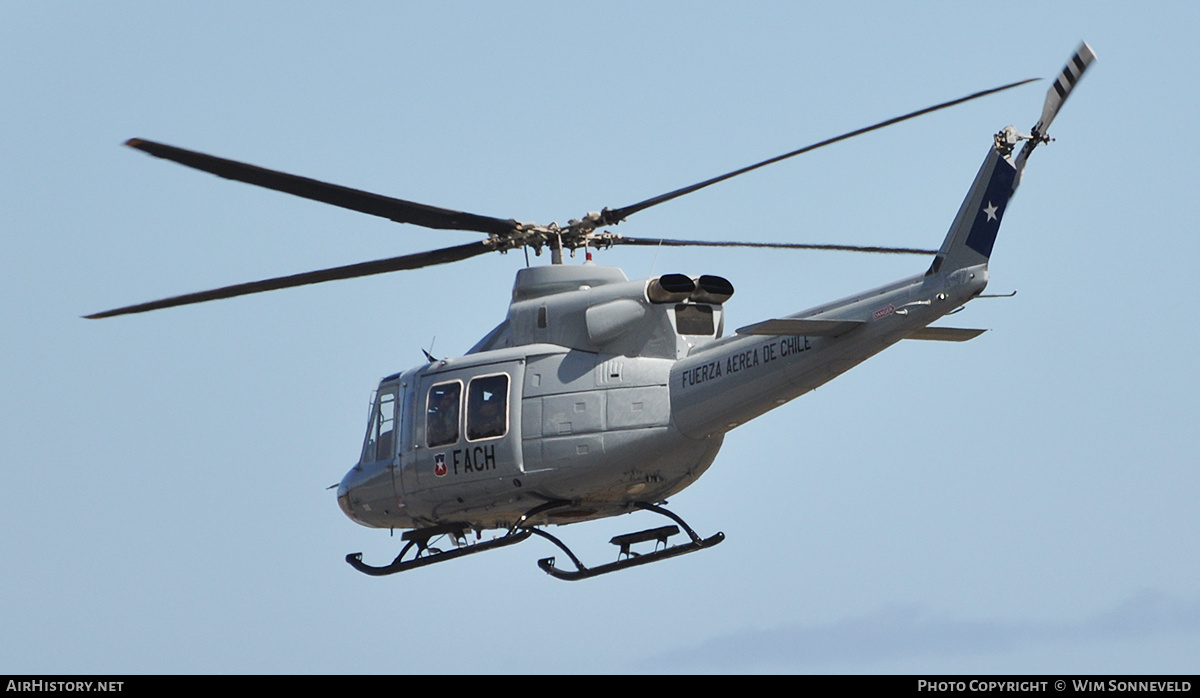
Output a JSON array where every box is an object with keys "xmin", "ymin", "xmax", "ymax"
[{"xmin": 609, "ymin": 525, "xmax": 679, "ymax": 555}]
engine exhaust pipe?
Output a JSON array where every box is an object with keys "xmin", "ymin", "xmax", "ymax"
[
  {"xmin": 691, "ymin": 275, "xmax": 734, "ymax": 304},
  {"xmin": 647, "ymin": 274, "xmax": 695, "ymax": 303}
]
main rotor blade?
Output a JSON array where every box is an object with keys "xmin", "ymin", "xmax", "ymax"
[
  {"xmin": 614, "ymin": 237, "xmax": 936, "ymax": 255},
  {"xmin": 86, "ymin": 240, "xmax": 493, "ymax": 319},
  {"xmin": 125, "ymin": 139, "xmax": 520, "ymax": 236},
  {"xmin": 600, "ymin": 78, "xmax": 1038, "ymax": 225}
]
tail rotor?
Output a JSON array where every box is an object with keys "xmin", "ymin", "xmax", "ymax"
[{"xmin": 1012, "ymin": 42, "xmax": 1098, "ymax": 187}]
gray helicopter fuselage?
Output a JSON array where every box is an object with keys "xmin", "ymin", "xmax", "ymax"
[
  {"xmin": 337, "ymin": 264, "xmax": 730, "ymax": 531},
  {"xmin": 338, "ymin": 140, "xmax": 1012, "ymax": 533},
  {"xmin": 81, "ymin": 42, "xmax": 1093, "ymax": 578}
]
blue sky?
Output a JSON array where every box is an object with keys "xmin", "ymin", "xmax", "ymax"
[{"xmin": 3, "ymin": 2, "xmax": 1198, "ymax": 673}]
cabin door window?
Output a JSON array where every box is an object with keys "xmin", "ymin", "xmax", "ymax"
[
  {"xmin": 425, "ymin": 381, "xmax": 462, "ymax": 448},
  {"xmin": 466, "ymin": 373, "xmax": 509, "ymax": 441}
]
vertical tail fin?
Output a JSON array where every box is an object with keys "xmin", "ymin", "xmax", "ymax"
[
  {"xmin": 928, "ymin": 144, "xmax": 1017, "ymax": 275},
  {"xmin": 930, "ymin": 42, "xmax": 1095, "ymax": 277}
]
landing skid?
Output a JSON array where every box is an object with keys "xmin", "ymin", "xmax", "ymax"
[
  {"xmin": 344, "ymin": 501, "xmax": 723, "ymax": 580},
  {"xmin": 532, "ymin": 502, "xmax": 725, "ymax": 581},
  {"xmin": 345, "ymin": 500, "xmax": 566, "ymax": 577},
  {"xmin": 345, "ymin": 523, "xmax": 532, "ymax": 577}
]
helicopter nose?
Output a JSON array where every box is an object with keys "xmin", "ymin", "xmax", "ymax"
[
  {"xmin": 336, "ymin": 473, "xmax": 356, "ymax": 521},
  {"xmin": 336, "ymin": 463, "xmax": 405, "ymax": 528},
  {"xmin": 337, "ymin": 482, "xmax": 355, "ymax": 521},
  {"xmin": 337, "ymin": 466, "xmax": 370, "ymax": 525}
]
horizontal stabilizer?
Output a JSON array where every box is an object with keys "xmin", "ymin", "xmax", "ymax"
[
  {"xmin": 737, "ymin": 318, "xmax": 864, "ymax": 337},
  {"xmin": 905, "ymin": 327, "xmax": 987, "ymax": 342}
]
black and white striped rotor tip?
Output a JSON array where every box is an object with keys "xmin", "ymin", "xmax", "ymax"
[{"xmin": 1034, "ymin": 41, "xmax": 1097, "ymax": 138}]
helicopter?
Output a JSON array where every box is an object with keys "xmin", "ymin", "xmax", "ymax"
[{"xmin": 89, "ymin": 43, "xmax": 1095, "ymax": 580}]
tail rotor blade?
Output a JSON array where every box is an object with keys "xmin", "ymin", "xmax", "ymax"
[
  {"xmin": 1014, "ymin": 42, "xmax": 1097, "ymax": 188},
  {"xmin": 1033, "ymin": 41, "xmax": 1097, "ymax": 137}
]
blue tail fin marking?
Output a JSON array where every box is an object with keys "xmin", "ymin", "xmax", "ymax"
[{"xmin": 963, "ymin": 156, "xmax": 1017, "ymax": 259}]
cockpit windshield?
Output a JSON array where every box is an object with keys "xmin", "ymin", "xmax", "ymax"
[{"xmin": 362, "ymin": 383, "xmax": 398, "ymax": 463}]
